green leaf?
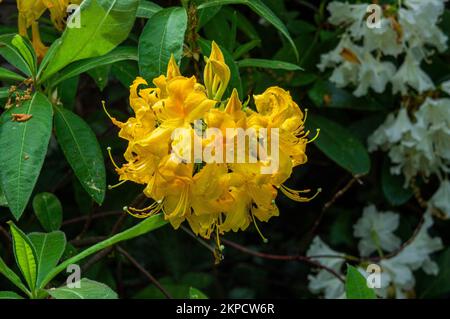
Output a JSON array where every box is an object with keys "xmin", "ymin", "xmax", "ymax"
[
  {"xmin": 47, "ymin": 278, "xmax": 117, "ymax": 299},
  {"xmin": 88, "ymin": 65, "xmax": 111, "ymax": 91},
  {"xmin": 307, "ymin": 114, "xmax": 371, "ymax": 175},
  {"xmin": 0, "ymin": 291, "xmax": 24, "ymax": 299},
  {"xmin": 345, "ymin": 264, "xmax": 376, "ymax": 299},
  {"xmin": 0, "ymin": 185, "xmax": 7, "ymax": 207},
  {"xmin": 233, "ymin": 39, "xmax": 261, "ymax": 60},
  {"xmin": 57, "ymin": 76, "xmax": 79, "ymax": 110},
  {"xmin": 8, "ymin": 222, "xmax": 38, "ymax": 292},
  {"xmin": 418, "ymin": 248, "xmax": 450, "ymax": 298},
  {"xmin": 54, "ymin": 106, "xmax": 106, "ymax": 205},
  {"xmin": 28, "ymin": 231, "xmax": 66, "ymax": 288},
  {"xmin": 381, "ymin": 159, "xmax": 413, "ymax": 206},
  {"xmin": 37, "ymin": 39, "xmax": 62, "ymax": 81},
  {"xmin": 41, "ymin": 214, "xmax": 167, "ymax": 287},
  {"xmin": 50, "ymin": 46, "xmax": 138, "ymax": 87},
  {"xmin": 0, "ymin": 34, "xmax": 33, "ymax": 76},
  {"xmin": 112, "ymin": 60, "xmax": 139, "ymax": 88},
  {"xmin": 0, "ymin": 92, "xmax": 53, "ymax": 219},
  {"xmin": 0, "ymin": 256, "xmax": 30, "ymax": 296},
  {"xmin": 0, "ymin": 87, "xmax": 9, "ymax": 100},
  {"xmin": 11, "ymin": 35, "xmax": 36, "ymax": 76},
  {"xmin": 197, "ymin": 0, "xmax": 298, "ymax": 60},
  {"xmin": 0, "ymin": 67, "xmax": 26, "ymax": 82},
  {"xmin": 32, "ymin": 193, "xmax": 63, "ymax": 232},
  {"xmin": 197, "ymin": 4, "xmax": 222, "ymax": 30},
  {"xmin": 137, "ymin": 0, "xmax": 162, "ymax": 18},
  {"xmin": 308, "ymin": 80, "xmax": 383, "ymax": 111},
  {"xmin": 198, "ymin": 38, "xmax": 243, "ymax": 98},
  {"xmin": 138, "ymin": 7, "xmax": 187, "ymax": 82},
  {"xmin": 189, "ymin": 287, "xmax": 208, "ymax": 299},
  {"xmin": 237, "ymin": 58, "xmax": 302, "ymax": 71},
  {"xmin": 41, "ymin": 0, "xmax": 139, "ymax": 82}
]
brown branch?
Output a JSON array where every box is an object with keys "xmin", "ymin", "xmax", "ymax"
[
  {"xmin": 62, "ymin": 211, "xmax": 122, "ymax": 226},
  {"xmin": 117, "ymin": 246, "xmax": 173, "ymax": 299},
  {"xmin": 222, "ymin": 239, "xmax": 345, "ymax": 283}
]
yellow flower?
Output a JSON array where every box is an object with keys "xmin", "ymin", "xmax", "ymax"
[
  {"xmin": 16, "ymin": 0, "xmax": 81, "ymax": 59},
  {"xmin": 106, "ymin": 43, "xmax": 318, "ymax": 253},
  {"xmin": 204, "ymin": 41, "xmax": 231, "ymax": 101}
]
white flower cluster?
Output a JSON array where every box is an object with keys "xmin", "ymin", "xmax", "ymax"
[
  {"xmin": 368, "ymin": 97, "xmax": 450, "ymax": 216},
  {"xmin": 307, "ymin": 205, "xmax": 443, "ymax": 299},
  {"xmin": 306, "ymin": 237, "xmax": 346, "ymax": 299},
  {"xmin": 318, "ymin": 0, "xmax": 448, "ymax": 97}
]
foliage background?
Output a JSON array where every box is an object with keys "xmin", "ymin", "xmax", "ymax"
[{"xmin": 0, "ymin": 0, "xmax": 449, "ymax": 299}]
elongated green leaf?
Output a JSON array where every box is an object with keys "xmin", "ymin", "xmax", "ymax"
[
  {"xmin": 197, "ymin": 4, "xmax": 222, "ymax": 30},
  {"xmin": 48, "ymin": 278, "xmax": 117, "ymax": 299},
  {"xmin": 112, "ymin": 60, "xmax": 139, "ymax": 88},
  {"xmin": 346, "ymin": 265, "xmax": 377, "ymax": 299},
  {"xmin": 197, "ymin": 0, "xmax": 298, "ymax": 60},
  {"xmin": 0, "ymin": 184, "xmax": 7, "ymax": 207},
  {"xmin": 0, "ymin": 256, "xmax": 30, "ymax": 296},
  {"xmin": 237, "ymin": 58, "xmax": 302, "ymax": 71},
  {"xmin": 50, "ymin": 46, "xmax": 138, "ymax": 87},
  {"xmin": 41, "ymin": 0, "xmax": 139, "ymax": 82},
  {"xmin": 11, "ymin": 35, "xmax": 37, "ymax": 76},
  {"xmin": 0, "ymin": 87, "xmax": 9, "ymax": 100},
  {"xmin": 37, "ymin": 39, "xmax": 62, "ymax": 81},
  {"xmin": 54, "ymin": 106, "xmax": 106, "ymax": 205},
  {"xmin": 28, "ymin": 231, "xmax": 66, "ymax": 288},
  {"xmin": 0, "ymin": 92, "xmax": 53, "ymax": 219},
  {"xmin": 8, "ymin": 222, "xmax": 38, "ymax": 292},
  {"xmin": 32, "ymin": 193, "xmax": 63, "ymax": 232},
  {"xmin": 137, "ymin": 0, "xmax": 162, "ymax": 18},
  {"xmin": 88, "ymin": 65, "xmax": 111, "ymax": 91},
  {"xmin": 189, "ymin": 287, "xmax": 208, "ymax": 299},
  {"xmin": 198, "ymin": 38, "xmax": 243, "ymax": 98},
  {"xmin": 0, "ymin": 34, "xmax": 32, "ymax": 76},
  {"xmin": 233, "ymin": 39, "xmax": 261, "ymax": 59},
  {"xmin": 0, "ymin": 291, "xmax": 24, "ymax": 299},
  {"xmin": 0, "ymin": 67, "xmax": 26, "ymax": 82},
  {"xmin": 41, "ymin": 214, "xmax": 167, "ymax": 288},
  {"xmin": 307, "ymin": 114, "xmax": 371, "ymax": 175},
  {"xmin": 138, "ymin": 7, "xmax": 187, "ymax": 82}
]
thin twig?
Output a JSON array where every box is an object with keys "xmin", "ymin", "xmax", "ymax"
[
  {"xmin": 117, "ymin": 246, "xmax": 173, "ymax": 299},
  {"xmin": 62, "ymin": 211, "xmax": 122, "ymax": 226},
  {"xmin": 222, "ymin": 239, "xmax": 345, "ymax": 283}
]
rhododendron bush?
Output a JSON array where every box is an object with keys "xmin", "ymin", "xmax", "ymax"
[{"xmin": 0, "ymin": 0, "xmax": 449, "ymax": 300}]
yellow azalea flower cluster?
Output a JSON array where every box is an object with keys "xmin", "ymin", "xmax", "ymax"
[
  {"xmin": 106, "ymin": 42, "xmax": 319, "ymax": 245},
  {"xmin": 16, "ymin": 0, "xmax": 81, "ymax": 58}
]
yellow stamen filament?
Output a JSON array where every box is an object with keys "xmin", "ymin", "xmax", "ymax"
[
  {"xmin": 307, "ymin": 128, "xmax": 320, "ymax": 143},
  {"xmin": 251, "ymin": 213, "xmax": 269, "ymax": 243},
  {"xmin": 107, "ymin": 147, "xmax": 120, "ymax": 170},
  {"xmin": 124, "ymin": 201, "xmax": 163, "ymax": 219},
  {"xmin": 108, "ymin": 180, "xmax": 127, "ymax": 190},
  {"xmin": 102, "ymin": 101, "xmax": 114, "ymax": 121},
  {"xmin": 280, "ymin": 185, "xmax": 322, "ymax": 202}
]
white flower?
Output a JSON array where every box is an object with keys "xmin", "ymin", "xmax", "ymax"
[
  {"xmin": 353, "ymin": 52, "xmax": 396, "ymax": 97},
  {"xmin": 308, "ymin": 270, "xmax": 345, "ymax": 299},
  {"xmin": 429, "ymin": 180, "xmax": 450, "ymax": 218},
  {"xmin": 363, "ymin": 18, "xmax": 403, "ymax": 57},
  {"xmin": 399, "ymin": 0, "xmax": 448, "ymax": 53},
  {"xmin": 327, "ymin": 2, "xmax": 368, "ymax": 40},
  {"xmin": 306, "ymin": 237, "xmax": 345, "ymax": 299},
  {"xmin": 392, "ymin": 50, "xmax": 435, "ymax": 95},
  {"xmin": 379, "ymin": 213, "xmax": 443, "ymax": 298},
  {"xmin": 353, "ymin": 205, "xmax": 402, "ymax": 256},
  {"xmin": 368, "ymin": 98, "xmax": 450, "ymax": 186},
  {"xmin": 441, "ymin": 80, "xmax": 450, "ymax": 96}
]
